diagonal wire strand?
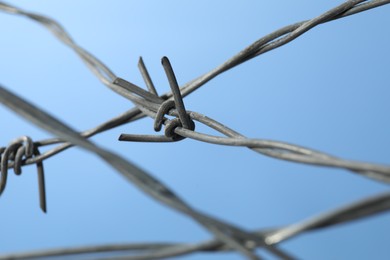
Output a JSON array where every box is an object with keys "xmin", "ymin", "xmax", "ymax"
[
  {"xmin": 0, "ymin": 84, "xmax": 289, "ymax": 260},
  {"xmin": 1, "ymin": 192, "xmax": 388, "ymax": 260}
]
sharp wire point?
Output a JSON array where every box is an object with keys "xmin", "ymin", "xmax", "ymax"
[
  {"xmin": 161, "ymin": 57, "xmax": 193, "ymax": 130},
  {"xmin": 138, "ymin": 56, "xmax": 159, "ymax": 96}
]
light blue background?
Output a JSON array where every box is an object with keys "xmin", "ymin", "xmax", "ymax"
[{"xmin": 0, "ymin": 1, "xmax": 389, "ymax": 259}]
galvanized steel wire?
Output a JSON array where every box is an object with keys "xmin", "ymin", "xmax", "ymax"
[{"xmin": 0, "ymin": 0, "xmax": 389, "ymax": 259}]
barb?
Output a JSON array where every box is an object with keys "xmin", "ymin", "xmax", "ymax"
[
  {"xmin": 119, "ymin": 57, "xmax": 196, "ymax": 142},
  {"xmin": 161, "ymin": 57, "xmax": 193, "ymax": 131},
  {"xmin": 0, "ymin": 136, "xmax": 46, "ymax": 212},
  {"xmin": 138, "ymin": 57, "xmax": 158, "ymax": 96}
]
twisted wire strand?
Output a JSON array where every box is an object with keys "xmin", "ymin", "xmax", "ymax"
[
  {"xmin": 264, "ymin": 192, "xmax": 390, "ymax": 244},
  {"xmin": 0, "ymin": 0, "xmax": 389, "ymax": 259},
  {"xmin": 1, "ymin": 192, "xmax": 388, "ymax": 260},
  {"xmin": 179, "ymin": 0, "xmax": 390, "ymax": 96}
]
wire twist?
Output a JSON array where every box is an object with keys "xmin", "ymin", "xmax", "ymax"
[{"xmin": 0, "ymin": 136, "xmax": 47, "ymax": 212}]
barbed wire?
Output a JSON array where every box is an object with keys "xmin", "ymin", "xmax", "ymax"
[
  {"xmin": 0, "ymin": 0, "xmax": 389, "ymax": 259},
  {"xmin": 1, "ymin": 192, "xmax": 389, "ymax": 260}
]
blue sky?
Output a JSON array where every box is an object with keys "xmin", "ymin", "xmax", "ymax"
[{"xmin": 0, "ymin": 1, "xmax": 389, "ymax": 259}]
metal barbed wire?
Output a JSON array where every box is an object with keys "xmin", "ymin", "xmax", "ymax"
[
  {"xmin": 0, "ymin": 0, "xmax": 389, "ymax": 259},
  {"xmin": 1, "ymin": 192, "xmax": 389, "ymax": 260}
]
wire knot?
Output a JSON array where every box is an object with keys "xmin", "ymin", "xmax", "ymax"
[
  {"xmin": 0, "ymin": 136, "xmax": 47, "ymax": 212},
  {"xmin": 154, "ymin": 100, "xmax": 195, "ymax": 141}
]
